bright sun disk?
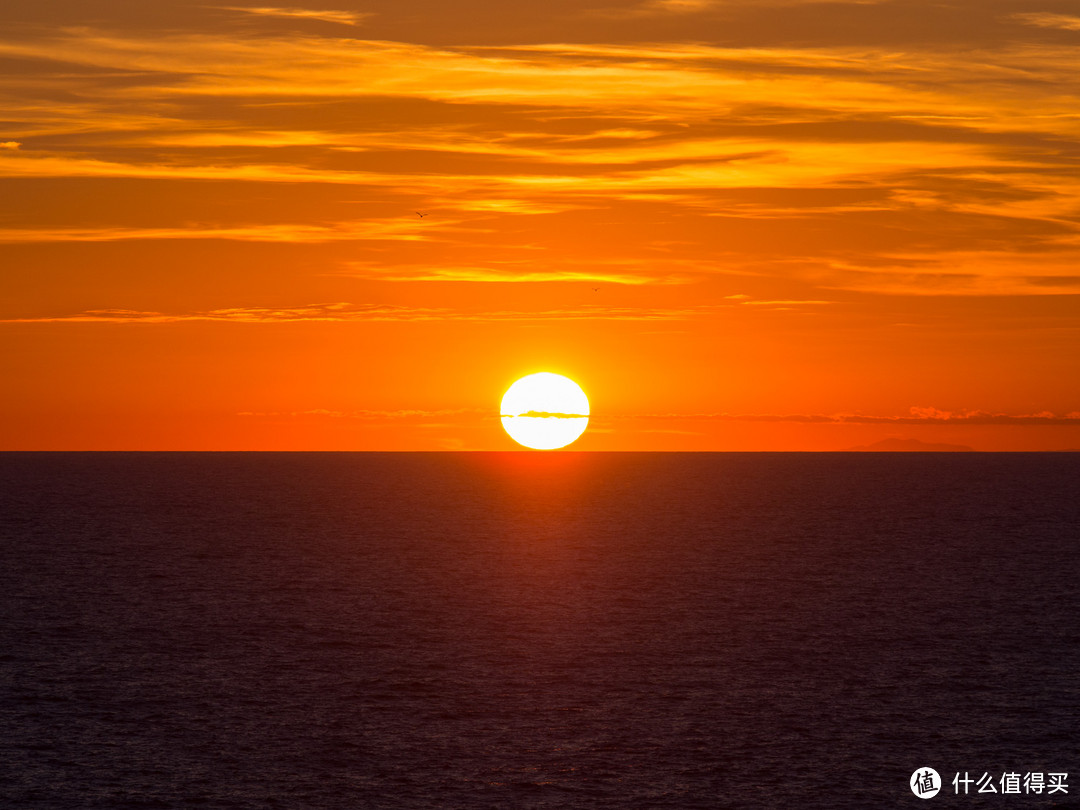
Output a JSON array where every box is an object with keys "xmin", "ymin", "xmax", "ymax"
[{"xmin": 500, "ymin": 372, "xmax": 589, "ymax": 450}]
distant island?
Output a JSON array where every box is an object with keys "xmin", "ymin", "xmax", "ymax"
[{"xmin": 844, "ymin": 438, "xmax": 975, "ymax": 452}]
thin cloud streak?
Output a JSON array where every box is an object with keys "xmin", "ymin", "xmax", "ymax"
[
  {"xmin": 502, "ymin": 411, "xmax": 589, "ymax": 419},
  {"xmin": 0, "ymin": 303, "xmax": 710, "ymax": 324},
  {"xmin": 0, "ymin": 152, "xmax": 476, "ymax": 192},
  {"xmin": 594, "ymin": 0, "xmax": 890, "ymax": 21},
  {"xmin": 1011, "ymin": 12, "xmax": 1080, "ymax": 32},
  {"xmin": 630, "ymin": 407, "xmax": 1080, "ymax": 425},
  {"xmin": 0, "ymin": 304, "xmax": 444, "ymax": 324},
  {"xmin": 339, "ymin": 262, "xmax": 687, "ymax": 285},
  {"xmin": 0, "ymin": 221, "xmax": 437, "ymax": 244},
  {"xmin": 238, "ymin": 408, "xmax": 481, "ymax": 419},
  {"xmin": 215, "ymin": 7, "xmax": 372, "ymax": 26}
]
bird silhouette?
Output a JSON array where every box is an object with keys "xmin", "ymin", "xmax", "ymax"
[
  {"xmin": 592, "ymin": 287, "xmax": 599, "ymax": 292},
  {"xmin": 416, "ymin": 212, "xmax": 426, "ymax": 218}
]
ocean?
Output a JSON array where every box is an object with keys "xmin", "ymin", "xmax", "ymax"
[{"xmin": 2, "ymin": 452, "xmax": 1077, "ymax": 809}]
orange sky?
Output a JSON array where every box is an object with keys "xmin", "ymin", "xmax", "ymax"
[{"xmin": 2, "ymin": 0, "xmax": 1079, "ymax": 450}]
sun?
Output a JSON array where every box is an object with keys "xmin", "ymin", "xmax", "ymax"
[{"xmin": 501, "ymin": 372, "xmax": 590, "ymax": 450}]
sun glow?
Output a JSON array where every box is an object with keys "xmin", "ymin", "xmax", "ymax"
[{"xmin": 500, "ymin": 372, "xmax": 589, "ymax": 450}]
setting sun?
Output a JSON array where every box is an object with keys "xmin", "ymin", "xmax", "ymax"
[{"xmin": 500, "ymin": 373, "xmax": 589, "ymax": 450}]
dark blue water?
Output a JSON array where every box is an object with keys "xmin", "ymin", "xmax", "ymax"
[{"xmin": 1, "ymin": 452, "xmax": 1078, "ymax": 809}]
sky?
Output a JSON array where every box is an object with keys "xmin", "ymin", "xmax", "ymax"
[{"xmin": 2, "ymin": 0, "xmax": 1079, "ymax": 450}]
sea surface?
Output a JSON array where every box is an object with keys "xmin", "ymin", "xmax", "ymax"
[{"xmin": 1, "ymin": 452, "xmax": 1078, "ymax": 809}]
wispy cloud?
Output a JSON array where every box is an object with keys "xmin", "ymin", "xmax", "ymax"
[
  {"xmin": 502, "ymin": 411, "xmax": 589, "ymax": 418},
  {"xmin": 0, "ymin": 221, "xmax": 436, "ymax": 244},
  {"xmin": 740, "ymin": 299, "xmax": 832, "ymax": 307},
  {"xmin": 1, "ymin": 26, "xmax": 1079, "ymax": 295},
  {"xmin": 215, "ymin": 6, "xmax": 372, "ymax": 26},
  {"xmin": 0, "ymin": 303, "xmax": 711, "ymax": 324},
  {"xmin": 1010, "ymin": 12, "xmax": 1080, "ymax": 32},
  {"xmin": 339, "ymin": 261, "xmax": 687, "ymax": 285},
  {"xmin": 238, "ymin": 408, "xmax": 480, "ymax": 419},
  {"xmin": 631, "ymin": 406, "xmax": 1080, "ymax": 425},
  {"xmin": 598, "ymin": 0, "xmax": 885, "ymax": 18},
  {"xmin": 0, "ymin": 151, "xmax": 468, "ymax": 191},
  {"xmin": 0, "ymin": 304, "xmax": 444, "ymax": 324},
  {"xmin": 612, "ymin": 0, "xmax": 716, "ymax": 17}
]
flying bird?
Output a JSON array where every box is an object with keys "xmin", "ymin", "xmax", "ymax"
[
  {"xmin": 592, "ymin": 287, "xmax": 599, "ymax": 292},
  {"xmin": 415, "ymin": 212, "xmax": 426, "ymax": 218}
]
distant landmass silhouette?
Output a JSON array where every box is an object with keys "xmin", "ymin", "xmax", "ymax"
[{"xmin": 844, "ymin": 438, "xmax": 975, "ymax": 452}]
